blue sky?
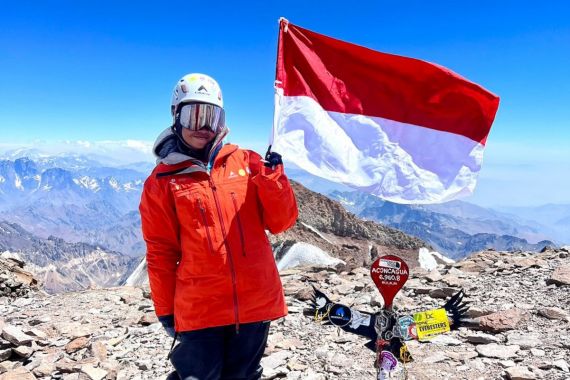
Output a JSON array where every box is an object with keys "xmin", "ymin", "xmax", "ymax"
[{"xmin": 1, "ymin": 1, "xmax": 569, "ymax": 207}]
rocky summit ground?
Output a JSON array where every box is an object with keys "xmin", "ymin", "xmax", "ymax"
[{"xmin": 1, "ymin": 248, "xmax": 569, "ymax": 380}]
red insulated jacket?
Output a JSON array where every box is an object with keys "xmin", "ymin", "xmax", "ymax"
[{"xmin": 139, "ymin": 140, "xmax": 298, "ymax": 332}]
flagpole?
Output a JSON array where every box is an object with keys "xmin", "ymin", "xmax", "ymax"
[{"xmin": 270, "ymin": 17, "xmax": 288, "ymax": 148}]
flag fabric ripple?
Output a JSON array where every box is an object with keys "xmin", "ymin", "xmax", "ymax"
[{"xmin": 271, "ymin": 19, "xmax": 500, "ymax": 204}]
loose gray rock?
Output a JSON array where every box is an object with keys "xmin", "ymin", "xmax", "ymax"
[
  {"xmin": 506, "ymin": 332, "xmax": 542, "ymax": 349},
  {"xmin": 81, "ymin": 365, "xmax": 108, "ymax": 380},
  {"xmin": 0, "ymin": 366, "xmax": 37, "ymax": 379},
  {"xmin": 424, "ymin": 271, "xmax": 442, "ymax": 283},
  {"xmin": 12, "ymin": 345, "xmax": 33, "ymax": 358},
  {"xmin": 1, "ymin": 324, "xmax": 34, "ymax": 345},
  {"xmin": 538, "ymin": 307, "xmax": 570, "ymax": 321},
  {"xmin": 505, "ymin": 366, "xmax": 536, "ymax": 380},
  {"xmin": 463, "ymin": 331, "xmax": 502, "ymax": 344},
  {"xmin": 0, "ymin": 347, "xmax": 11, "ymax": 361},
  {"xmin": 429, "ymin": 335, "xmax": 462, "ymax": 346},
  {"xmin": 547, "ymin": 264, "xmax": 570, "ymax": 286},
  {"xmin": 65, "ymin": 337, "xmax": 90, "ymax": 354},
  {"xmin": 476, "ymin": 343, "xmax": 520, "ymax": 359},
  {"xmin": 553, "ymin": 359, "xmax": 569, "ymax": 373}
]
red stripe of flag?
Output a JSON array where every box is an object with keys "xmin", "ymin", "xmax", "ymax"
[{"xmin": 276, "ymin": 20, "xmax": 500, "ymax": 145}]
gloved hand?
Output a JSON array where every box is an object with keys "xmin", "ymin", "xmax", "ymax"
[
  {"xmin": 264, "ymin": 145, "xmax": 283, "ymax": 169},
  {"xmin": 158, "ymin": 314, "xmax": 175, "ymax": 338}
]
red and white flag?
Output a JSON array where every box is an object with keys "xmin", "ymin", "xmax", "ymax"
[{"xmin": 271, "ymin": 19, "xmax": 500, "ymax": 204}]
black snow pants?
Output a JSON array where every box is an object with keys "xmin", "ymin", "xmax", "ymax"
[{"xmin": 168, "ymin": 321, "xmax": 270, "ymax": 380}]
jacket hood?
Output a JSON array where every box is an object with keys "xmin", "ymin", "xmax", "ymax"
[{"xmin": 152, "ymin": 126, "xmax": 230, "ymax": 166}]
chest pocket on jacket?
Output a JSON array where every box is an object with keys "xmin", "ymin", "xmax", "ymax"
[
  {"xmin": 171, "ymin": 180, "xmax": 219, "ymax": 255},
  {"xmin": 197, "ymin": 198, "xmax": 216, "ymax": 255}
]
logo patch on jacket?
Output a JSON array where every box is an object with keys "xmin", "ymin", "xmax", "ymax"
[{"xmin": 228, "ymin": 167, "xmax": 250, "ymax": 179}]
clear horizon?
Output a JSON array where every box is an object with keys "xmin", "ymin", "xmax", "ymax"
[{"xmin": 1, "ymin": 1, "xmax": 569, "ymax": 208}]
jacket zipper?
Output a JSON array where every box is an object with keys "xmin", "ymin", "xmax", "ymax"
[
  {"xmin": 230, "ymin": 192, "xmax": 246, "ymax": 257},
  {"xmin": 197, "ymin": 199, "xmax": 215, "ymax": 255},
  {"xmin": 209, "ymin": 177, "xmax": 240, "ymax": 333}
]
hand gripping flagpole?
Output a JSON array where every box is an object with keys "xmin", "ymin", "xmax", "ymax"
[{"xmin": 270, "ymin": 17, "xmax": 288, "ymax": 149}]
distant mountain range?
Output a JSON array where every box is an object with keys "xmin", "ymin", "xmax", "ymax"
[
  {"xmin": 328, "ymin": 191, "xmax": 555, "ymax": 259},
  {"xmin": 0, "ymin": 156, "xmax": 147, "ymax": 256},
  {"xmin": 0, "ymin": 151, "xmax": 566, "ymax": 273},
  {"xmin": 498, "ymin": 204, "xmax": 570, "ymax": 243},
  {"xmin": 0, "ymin": 221, "xmax": 139, "ymax": 293}
]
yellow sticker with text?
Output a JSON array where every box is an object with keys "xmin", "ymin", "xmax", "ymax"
[{"xmin": 413, "ymin": 308, "xmax": 450, "ymax": 340}]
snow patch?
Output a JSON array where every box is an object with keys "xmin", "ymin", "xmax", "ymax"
[
  {"xmin": 335, "ymin": 195, "xmax": 355, "ymax": 206},
  {"xmin": 123, "ymin": 182, "xmax": 140, "ymax": 192},
  {"xmin": 300, "ymin": 222, "xmax": 334, "ymax": 244},
  {"xmin": 108, "ymin": 178, "xmax": 120, "ymax": 190},
  {"xmin": 74, "ymin": 176, "xmax": 100, "ymax": 191},
  {"xmin": 1, "ymin": 250, "xmax": 23, "ymax": 261},
  {"xmin": 124, "ymin": 257, "xmax": 148, "ymax": 286},
  {"xmin": 277, "ymin": 242, "xmax": 345, "ymax": 271},
  {"xmin": 0, "ymin": 175, "xmax": 5, "ymax": 184},
  {"xmin": 419, "ymin": 247, "xmax": 454, "ymax": 271},
  {"xmin": 418, "ymin": 248, "xmax": 438, "ymax": 271},
  {"xmin": 14, "ymin": 175, "xmax": 24, "ymax": 190},
  {"xmin": 432, "ymin": 251, "xmax": 455, "ymax": 264}
]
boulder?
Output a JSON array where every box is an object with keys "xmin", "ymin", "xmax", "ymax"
[
  {"xmin": 0, "ymin": 347, "xmax": 11, "ymax": 361},
  {"xmin": 463, "ymin": 331, "xmax": 502, "ymax": 344},
  {"xmin": 0, "ymin": 366, "xmax": 37, "ymax": 380},
  {"xmin": 505, "ymin": 366, "xmax": 536, "ymax": 380},
  {"xmin": 506, "ymin": 332, "xmax": 542, "ymax": 349},
  {"xmin": 475, "ymin": 343, "xmax": 520, "ymax": 359},
  {"xmin": 478, "ymin": 308, "xmax": 524, "ymax": 332},
  {"xmin": 81, "ymin": 365, "xmax": 108, "ymax": 380},
  {"xmin": 1, "ymin": 325, "xmax": 34, "ymax": 346},
  {"xmin": 538, "ymin": 307, "xmax": 570, "ymax": 321},
  {"xmin": 547, "ymin": 264, "xmax": 570, "ymax": 286},
  {"xmin": 12, "ymin": 345, "xmax": 33, "ymax": 358},
  {"xmin": 65, "ymin": 337, "xmax": 90, "ymax": 354}
]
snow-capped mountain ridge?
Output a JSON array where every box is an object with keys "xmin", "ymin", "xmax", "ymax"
[
  {"xmin": 0, "ymin": 157, "xmax": 144, "ymax": 206},
  {"xmin": 0, "ymin": 157, "xmax": 147, "ymax": 256}
]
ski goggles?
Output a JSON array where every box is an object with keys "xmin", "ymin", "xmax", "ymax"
[{"xmin": 179, "ymin": 103, "xmax": 225, "ymax": 133}]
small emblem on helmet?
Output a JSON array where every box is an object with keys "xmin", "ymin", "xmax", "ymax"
[
  {"xmin": 197, "ymin": 85, "xmax": 208, "ymax": 93},
  {"xmin": 180, "ymin": 84, "xmax": 188, "ymax": 93}
]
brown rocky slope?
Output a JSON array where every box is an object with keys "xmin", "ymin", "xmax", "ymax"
[{"xmin": 271, "ymin": 181, "xmax": 429, "ymax": 270}]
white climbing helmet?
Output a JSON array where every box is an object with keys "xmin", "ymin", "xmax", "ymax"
[{"xmin": 170, "ymin": 73, "xmax": 224, "ymax": 117}]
